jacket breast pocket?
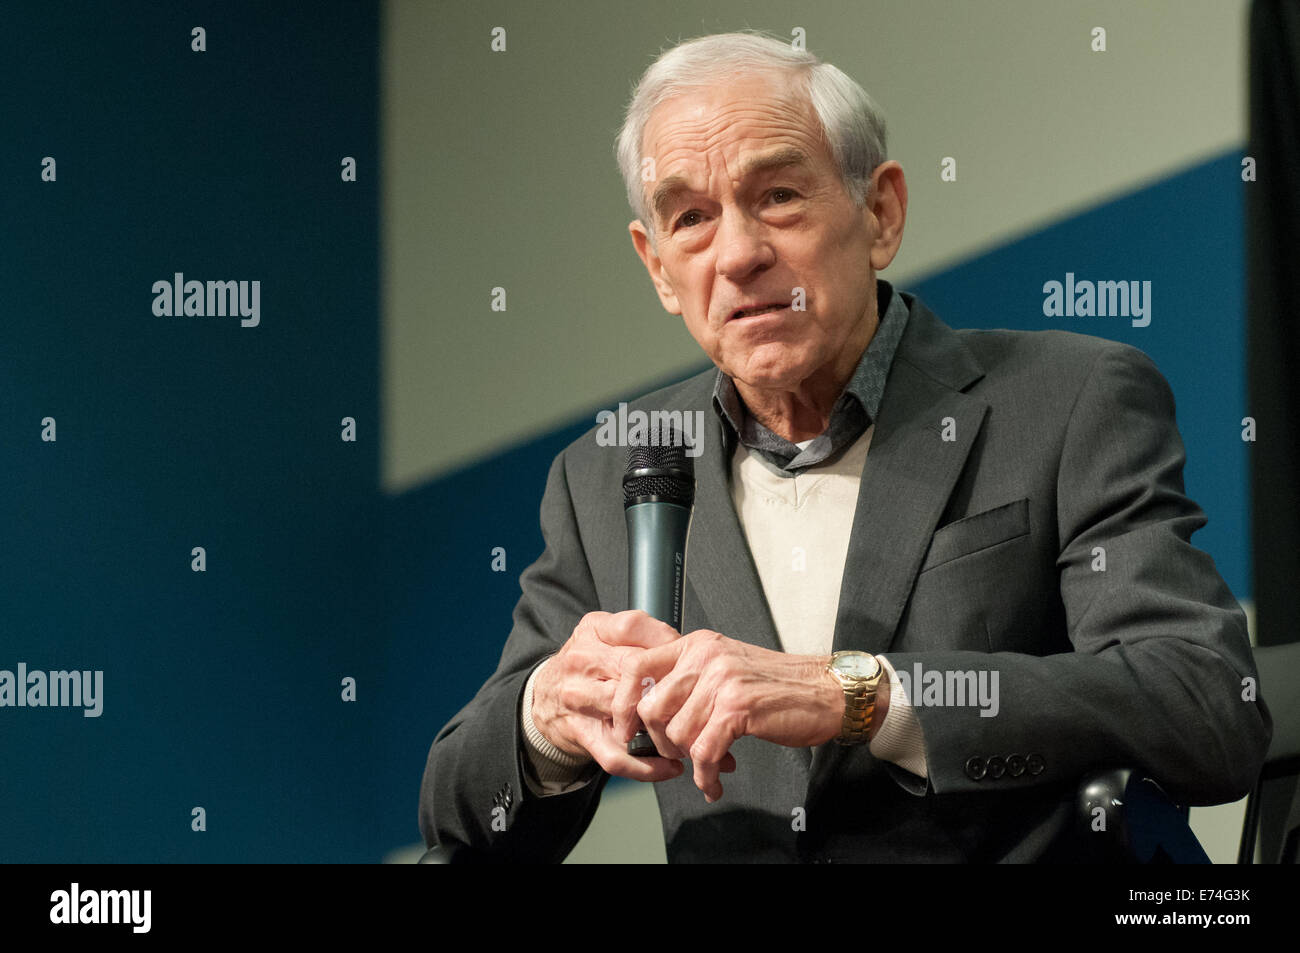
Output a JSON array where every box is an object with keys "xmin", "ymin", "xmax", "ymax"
[{"xmin": 919, "ymin": 498, "xmax": 1030, "ymax": 574}]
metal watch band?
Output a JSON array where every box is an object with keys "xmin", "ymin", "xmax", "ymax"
[{"xmin": 838, "ymin": 679, "xmax": 876, "ymax": 745}]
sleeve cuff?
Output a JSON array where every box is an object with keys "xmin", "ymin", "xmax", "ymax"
[
  {"xmin": 869, "ymin": 656, "xmax": 929, "ymax": 779},
  {"xmin": 521, "ymin": 658, "xmax": 597, "ymax": 793}
]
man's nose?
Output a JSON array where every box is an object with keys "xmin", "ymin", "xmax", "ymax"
[{"xmin": 714, "ymin": 206, "xmax": 775, "ymax": 280}]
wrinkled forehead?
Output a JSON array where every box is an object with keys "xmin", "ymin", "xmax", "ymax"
[{"xmin": 639, "ymin": 75, "xmax": 830, "ymax": 217}]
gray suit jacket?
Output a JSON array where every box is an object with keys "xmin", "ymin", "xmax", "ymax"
[{"xmin": 419, "ymin": 290, "xmax": 1272, "ymax": 863}]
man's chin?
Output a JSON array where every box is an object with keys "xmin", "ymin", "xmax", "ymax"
[{"xmin": 727, "ymin": 362, "xmax": 815, "ymax": 392}]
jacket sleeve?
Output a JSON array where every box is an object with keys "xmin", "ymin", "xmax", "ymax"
[
  {"xmin": 418, "ymin": 447, "xmax": 610, "ymax": 861},
  {"xmin": 884, "ymin": 343, "xmax": 1272, "ymax": 806}
]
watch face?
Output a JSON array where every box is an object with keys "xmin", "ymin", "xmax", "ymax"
[{"xmin": 832, "ymin": 652, "xmax": 880, "ymax": 679}]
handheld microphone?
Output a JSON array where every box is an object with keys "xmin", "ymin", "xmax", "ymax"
[{"xmin": 623, "ymin": 428, "xmax": 695, "ymax": 757}]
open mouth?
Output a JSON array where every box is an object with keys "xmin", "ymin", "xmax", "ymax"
[{"xmin": 730, "ymin": 303, "xmax": 789, "ymax": 320}]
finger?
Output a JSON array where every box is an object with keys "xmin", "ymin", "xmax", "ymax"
[
  {"xmin": 562, "ymin": 676, "xmax": 618, "ymax": 722},
  {"xmin": 590, "ymin": 610, "xmax": 682, "ymax": 649},
  {"xmin": 636, "ymin": 667, "xmax": 699, "ymax": 759},
  {"xmin": 692, "ymin": 711, "xmax": 742, "ymax": 803},
  {"xmin": 658, "ymin": 668, "xmax": 715, "ymax": 760},
  {"xmin": 611, "ymin": 639, "xmax": 688, "ymax": 742},
  {"xmin": 694, "ymin": 760, "xmax": 723, "ymax": 803},
  {"xmin": 664, "ymin": 685, "xmax": 727, "ymax": 801},
  {"xmin": 578, "ymin": 719, "xmax": 684, "ymax": 783}
]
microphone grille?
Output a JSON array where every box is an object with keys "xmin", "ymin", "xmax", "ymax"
[{"xmin": 623, "ymin": 430, "xmax": 695, "ymax": 508}]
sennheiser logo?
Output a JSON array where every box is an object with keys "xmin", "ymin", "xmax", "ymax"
[
  {"xmin": 50, "ymin": 883, "xmax": 151, "ymax": 933},
  {"xmin": 152, "ymin": 273, "xmax": 260, "ymax": 327}
]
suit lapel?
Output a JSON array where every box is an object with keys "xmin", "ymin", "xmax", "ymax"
[
  {"xmin": 682, "ymin": 404, "xmax": 785, "ymax": 656},
  {"xmin": 829, "ymin": 306, "xmax": 988, "ymax": 656}
]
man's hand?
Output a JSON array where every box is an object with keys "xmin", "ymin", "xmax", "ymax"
[
  {"xmin": 611, "ymin": 630, "xmax": 845, "ymax": 802},
  {"xmin": 531, "ymin": 610, "xmax": 686, "ymax": 783}
]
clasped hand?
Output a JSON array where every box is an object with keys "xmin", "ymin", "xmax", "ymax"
[{"xmin": 532, "ymin": 610, "xmax": 842, "ymax": 802}]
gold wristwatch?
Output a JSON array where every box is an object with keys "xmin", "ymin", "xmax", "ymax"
[{"xmin": 827, "ymin": 651, "xmax": 884, "ymax": 745}]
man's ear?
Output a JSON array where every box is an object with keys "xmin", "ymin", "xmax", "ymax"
[
  {"xmin": 629, "ymin": 220, "xmax": 682, "ymax": 315},
  {"xmin": 866, "ymin": 161, "xmax": 908, "ymax": 272}
]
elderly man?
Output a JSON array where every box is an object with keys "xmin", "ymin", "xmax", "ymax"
[{"xmin": 418, "ymin": 32, "xmax": 1270, "ymax": 863}]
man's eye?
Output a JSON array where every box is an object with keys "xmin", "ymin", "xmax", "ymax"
[{"xmin": 673, "ymin": 193, "xmax": 793, "ymax": 230}]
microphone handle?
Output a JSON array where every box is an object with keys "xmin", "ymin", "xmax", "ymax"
[{"xmin": 624, "ymin": 501, "xmax": 690, "ymax": 757}]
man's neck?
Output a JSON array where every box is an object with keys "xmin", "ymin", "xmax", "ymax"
[{"xmin": 735, "ymin": 305, "xmax": 880, "ymax": 444}]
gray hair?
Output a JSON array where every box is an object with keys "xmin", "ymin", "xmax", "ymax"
[{"xmin": 614, "ymin": 31, "xmax": 888, "ymax": 244}]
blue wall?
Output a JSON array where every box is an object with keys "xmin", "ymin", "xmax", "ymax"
[
  {"xmin": 909, "ymin": 154, "xmax": 1249, "ymax": 599},
  {"xmin": 1, "ymin": 1, "xmax": 382, "ymax": 861}
]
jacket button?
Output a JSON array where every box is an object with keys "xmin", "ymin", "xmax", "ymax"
[
  {"xmin": 1026, "ymin": 753, "xmax": 1046, "ymax": 776},
  {"xmin": 1006, "ymin": 754, "xmax": 1026, "ymax": 777},
  {"xmin": 964, "ymin": 756, "xmax": 986, "ymax": 780},
  {"xmin": 986, "ymin": 756, "xmax": 1006, "ymax": 779}
]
